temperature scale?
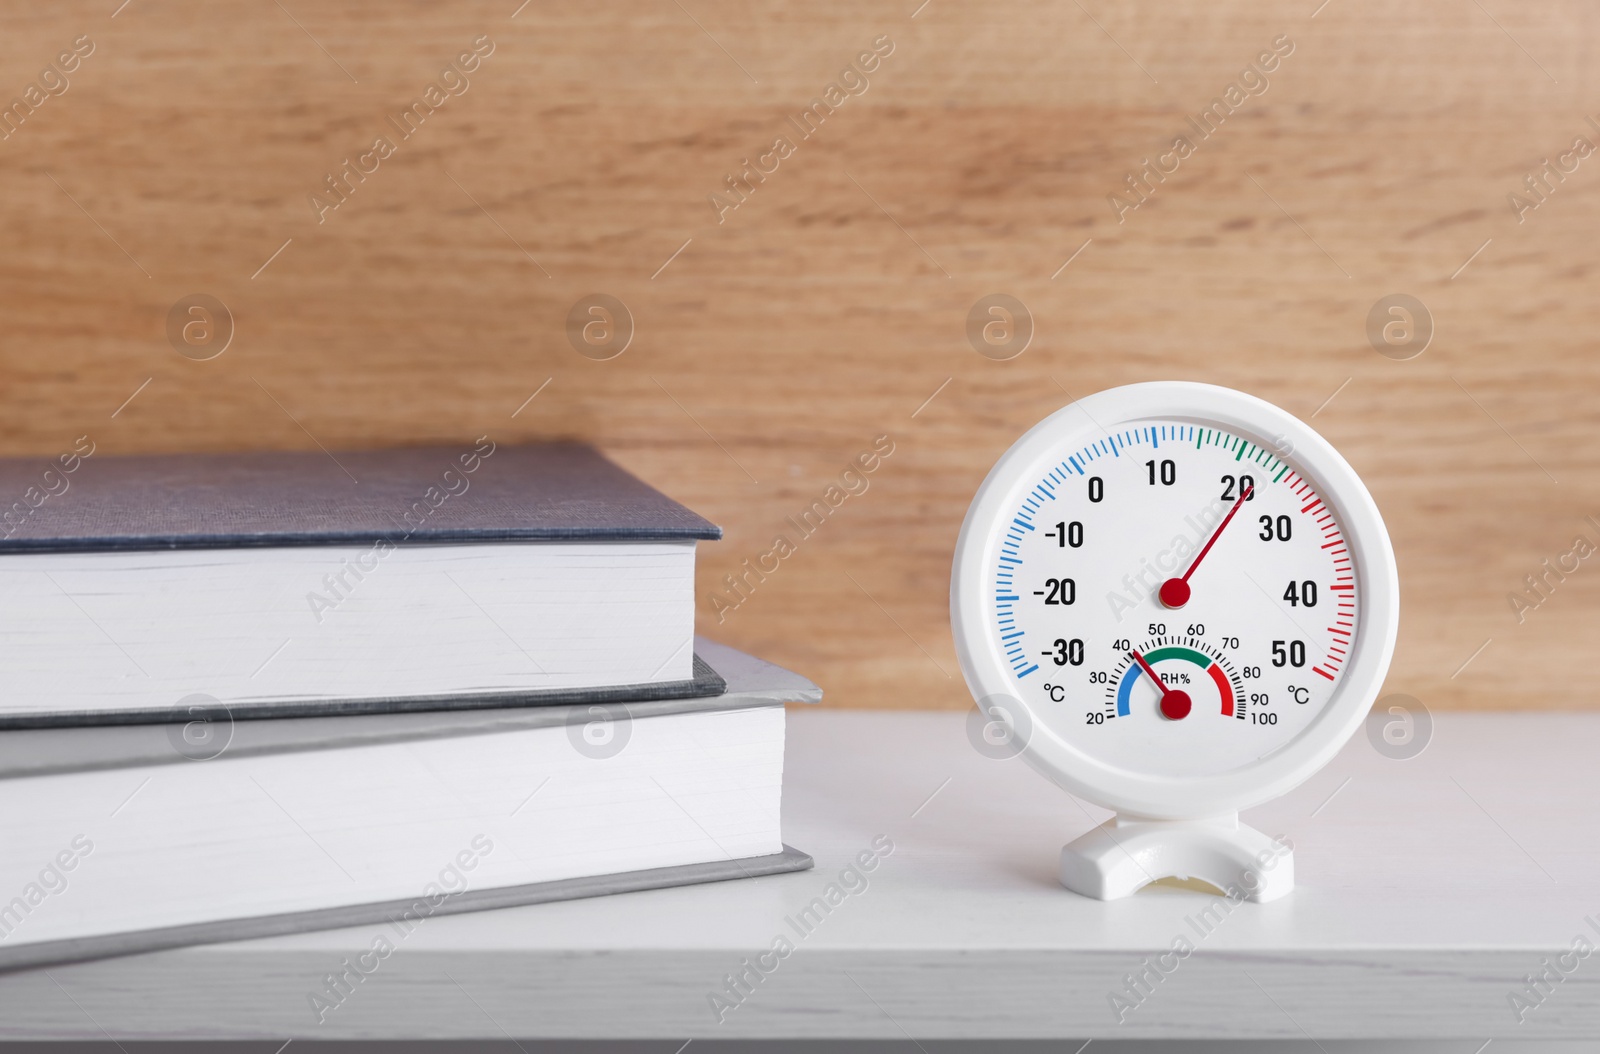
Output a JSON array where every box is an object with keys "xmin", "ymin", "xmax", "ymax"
[{"xmin": 951, "ymin": 382, "xmax": 1398, "ymax": 901}]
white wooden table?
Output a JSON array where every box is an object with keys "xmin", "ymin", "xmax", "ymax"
[{"xmin": 2, "ymin": 710, "xmax": 1597, "ymax": 1044}]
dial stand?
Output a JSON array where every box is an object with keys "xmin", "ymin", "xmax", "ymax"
[{"xmin": 1060, "ymin": 812, "xmax": 1292, "ymax": 903}]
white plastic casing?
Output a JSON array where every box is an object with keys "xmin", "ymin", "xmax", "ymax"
[{"xmin": 951, "ymin": 382, "xmax": 1400, "ymax": 821}]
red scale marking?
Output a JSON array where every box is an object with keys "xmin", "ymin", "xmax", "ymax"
[{"xmin": 1282, "ymin": 485, "xmax": 1353, "ymax": 685}]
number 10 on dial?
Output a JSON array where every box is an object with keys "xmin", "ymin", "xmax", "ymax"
[{"xmin": 951, "ymin": 382, "xmax": 1399, "ymax": 902}]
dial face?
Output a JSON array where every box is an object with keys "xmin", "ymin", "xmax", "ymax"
[{"xmin": 992, "ymin": 420, "xmax": 1357, "ymax": 781}]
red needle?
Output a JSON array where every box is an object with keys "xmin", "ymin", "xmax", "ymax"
[
  {"xmin": 1129, "ymin": 648, "xmax": 1191, "ymax": 720},
  {"xmin": 1159, "ymin": 481, "xmax": 1253, "ymax": 608}
]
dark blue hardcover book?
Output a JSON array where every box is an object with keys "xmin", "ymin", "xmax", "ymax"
[
  {"xmin": 0, "ymin": 438, "xmax": 720, "ymax": 550},
  {"xmin": 0, "ymin": 440, "xmax": 723, "ymax": 726}
]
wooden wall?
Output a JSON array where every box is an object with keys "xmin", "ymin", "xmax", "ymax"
[{"xmin": 3, "ymin": 1, "xmax": 1598, "ymax": 711}]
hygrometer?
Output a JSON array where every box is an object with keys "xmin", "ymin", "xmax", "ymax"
[{"xmin": 951, "ymin": 382, "xmax": 1398, "ymax": 901}]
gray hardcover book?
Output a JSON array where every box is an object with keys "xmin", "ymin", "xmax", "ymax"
[
  {"xmin": 0, "ymin": 440, "xmax": 719, "ymax": 551},
  {"xmin": 0, "ymin": 441, "xmax": 724, "ymax": 726},
  {"xmin": 0, "ymin": 639, "xmax": 818, "ymax": 972}
]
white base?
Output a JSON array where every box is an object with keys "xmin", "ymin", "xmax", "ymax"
[{"xmin": 1059, "ymin": 813, "xmax": 1293, "ymax": 902}]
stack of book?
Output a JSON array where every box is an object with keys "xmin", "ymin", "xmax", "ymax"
[{"xmin": 0, "ymin": 441, "xmax": 814, "ymax": 970}]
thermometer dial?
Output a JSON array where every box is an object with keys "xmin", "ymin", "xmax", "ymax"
[{"xmin": 952, "ymin": 382, "xmax": 1398, "ymax": 824}]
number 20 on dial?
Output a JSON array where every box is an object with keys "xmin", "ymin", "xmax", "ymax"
[{"xmin": 951, "ymin": 382, "xmax": 1399, "ymax": 901}]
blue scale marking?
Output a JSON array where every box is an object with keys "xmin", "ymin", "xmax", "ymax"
[
  {"xmin": 994, "ymin": 421, "xmax": 1261, "ymax": 692},
  {"xmin": 1115, "ymin": 667, "xmax": 1143, "ymax": 716}
]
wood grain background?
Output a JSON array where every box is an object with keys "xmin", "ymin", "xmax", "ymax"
[{"xmin": 2, "ymin": 1, "xmax": 1596, "ymax": 711}]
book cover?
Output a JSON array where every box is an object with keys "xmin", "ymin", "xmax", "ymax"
[{"xmin": 0, "ymin": 440, "xmax": 720, "ymax": 552}]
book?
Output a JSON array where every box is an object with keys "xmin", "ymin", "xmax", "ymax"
[
  {"xmin": 0, "ymin": 639, "xmax": 816, "ymax": 972},
  {"xmin": 0, "ymin": 440, "xmax": 721, "ymax": 725}
]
